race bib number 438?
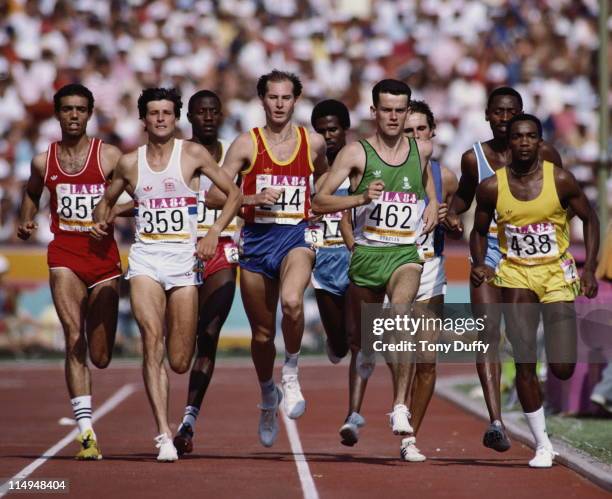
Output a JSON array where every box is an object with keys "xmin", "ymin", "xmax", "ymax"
[
  {"xmin": 254, "ymin": 174, "xmax": 307, "ymax": 225},
  {"xmin": 505, "ymin": 222, "xmax": 559, "ymax": 263},
  {"xmin": 56, "ymin": 183, "xmax": 105, "ymax": 232},
  {"xmin": 363, "ymin": 191, "xmax": 422, "ymax": 244}
]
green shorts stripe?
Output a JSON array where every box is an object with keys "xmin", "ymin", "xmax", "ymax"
[{"xmin": 349, "ymin": 244, "xmax": 422, "ymax": 290}]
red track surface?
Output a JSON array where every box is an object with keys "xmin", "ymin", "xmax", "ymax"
[{"xmin": 0, "ymin": 360, "xmax": 608, "ymax": 499}]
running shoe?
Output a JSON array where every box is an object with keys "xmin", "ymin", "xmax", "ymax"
[
  {"xmin": 281, "ymin": 374, "xmax": 306, "ymax": 419},
  {"xmin": 400, "ymin": 436, "xmax": 426, "ymax": 462},
  {"xmin": 388, "ymin": 404, "xmax": 413, "ymax": 435},
  {"xmin": 259, "ymin": 385, "xmax": 283, "ymax": 447},
  {"xmin": 75, "ymin": 429, "xmax": 102, "ymax": 460},
  {"xmin": 529, "ymin": 445, "xmax": 558, "ymax": 468},
  {"xmin": 590, "ymin": 393, "xmax": 612, "ymax": 414},
  {"xmin": 339, "ymin": 412, "xmax": 366, "ymax": 446},
  {"xmin": 482, "ymin": 421, "xmax": 511, "ymax": 452},
  {"xmin": 173, "ymin": 422, "xmax": 194, "ymax": 455},
  {"xmin": 356, "ymin": 350, "xmax": 376, "ymax": 379},
  {"xmin": 155, "ymin": 433, "xmax": 178, "ymax": 462}
]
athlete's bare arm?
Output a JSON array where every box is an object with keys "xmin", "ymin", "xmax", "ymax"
[
  {"xmin": 554, "ymin": 167, "xmax": 599, "ymax": 297},
  {"xmin": 541, "ymin": 141, "xmax": 563, "ymax": 168},
  {"xmin": 17, "ymin": 153, "xmax": 47, "ymax": 240},
  {"xmin": 309, "ymin": 131, "xmax": 329, "ymax": 185},
  {"xmin": 312, "ymin": 142, "xmax": 381, "ymax": 214},
  {"xmin": 443, "ymin": 149, "xmax": 478, "ymax": 236},
  {"xmin": 185, "ymin": 141, "xmax": 242, "ymax": 260},
  {"xmin": 99, "ymin": 143, "xmax": 123, "ymax": 179},
  {"xmin": 469, "ymin": 176, "xmax": 498, "ymax": 287},
  {"xmin": 339, "ymin": 210, "xmax": 354, "ymax": 250},
  {"xmin": 417, "ymin": 139, "xmax": 438, "ymax": 233},
  {"xmin": 91, "ymin": 152, "xmax": 135, "ymax": 239}
]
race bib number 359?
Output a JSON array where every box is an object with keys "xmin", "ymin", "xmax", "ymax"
[
  {"xmin": 254, "ymin": 174, "xmax": 306, "ymax": 225},
  {"xmin": 56, "ymin": 183, "xmax": 105, "ymax": 232},
  {"xmin": 363, "ymin": 191, "xmax": 422, "ymax": 244},
  {"xmin": 138, "ymin": 196, "xmax": 196, "ymax": 243},
  {"xmin": 505, "ymin": 222, "xmax": 559, "ymax": 263}
]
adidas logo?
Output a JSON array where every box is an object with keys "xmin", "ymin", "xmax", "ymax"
[
  {"xmin": 50, "ymin": 175, "xmax": 58, "ymax": 181},
  {"xmin": 372, "ymin": 170, "xmax": 382, "ymax": 178}
]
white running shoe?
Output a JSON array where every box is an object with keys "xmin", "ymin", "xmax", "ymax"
[
  {"xmin": 281, "ymin": 374, "xmax": 306, "ymax": 419},
  {"xmin": 356, "ymin": 350, "xmax": 376, "ymax": 379},
  {"xmin": 339, "ymin": 412, "xmax": 366, "ymax": 447},
  {"xmin": 528, "ymin": 445, "xmax": 558, "ymax": 468},
  {"xmin": 326, "ymin": 340, "xmax": 342, "ymax": 365},
  {"xmin": 258, "ymin": 385, "xmax": 283, "ymax": 447},
  {"xmin": 388, "ymin": 404, "xmax": 413, "ymax": 435},
  {"xmin": 155, "ymin": 433, "xmax": 178, "ymax": 462},
  {"xmin": 400, "ymin": 436, "xmax": 426, "ymax": 462}
]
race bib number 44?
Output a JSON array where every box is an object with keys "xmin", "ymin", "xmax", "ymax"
[
  {"xmin": 138, "ymin": 196, "xmax": 196, "ymax": 243},
  {"xmin": 254, "ymin": 174, "xmax": 307, "ymax": 225},
  {"xmin": 505, "ymin": 222, "xmax": 559, "ymax": 263},
  {"xmin": 56, "ymin": 183, "xmax": 105, "ymax": 232},
  {"xmin": 363, "ymin": 191, "xmax": 422, "ymax": 244}
]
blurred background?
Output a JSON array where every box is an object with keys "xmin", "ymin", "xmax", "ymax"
[{"xmin": 0, "ymin": 0, "xmax": 610, "ymax": 360}]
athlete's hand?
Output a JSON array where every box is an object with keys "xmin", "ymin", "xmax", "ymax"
[
  {"xmin": 470, "ymin": 264, "xmax": 494, "ymax": 287},
  {"xmin": 421, "ymin": 200, "xmax": 439, "ymax": 234},
  {"xmin": 90, "ymin": 222, "xmax": 109, "ymax": 240},
  {"xmin": 442, "ymin": 212, "xmax": 464, "ymax": 238},
  {"xmin": 361, "ymin": 180, "xmax": 384, "ymax": 204},
  {"xmin": 256, "ymin": 188, "xmax": 283, "ymax": 206},
  {"xmin": 197, "ymin": 230, "xmax": 218, "ymax": 261},
  {"xmin": 581, "ymin": 269, "xmax": 598, "ymax": 299},
  {"xmin": 437, "ymin": 202, "xmax": 448, "ymax": 223},
  {"xmin": 306, "ymin": 209, "xmax": 323, "ymax": 223},
  {"xmin": 17, "ymin": 221, "xmax": 38, "ymax": 241}
]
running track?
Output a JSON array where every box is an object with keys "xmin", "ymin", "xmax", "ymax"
[{"xmin": 0, "ymin": 359, "xmax": 607, "ymax": 498}]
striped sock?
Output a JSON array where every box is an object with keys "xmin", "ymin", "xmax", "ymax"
[
  {"xmin": 182, "ymin": 406, "xmax": 200, "ymax": 429},
  {"xmin": 71, "ymin": 395, "xmax": 93, "ymax": 435}
]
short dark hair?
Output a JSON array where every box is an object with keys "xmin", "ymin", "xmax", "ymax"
[
  {"xmin": 137, "ymin": 87, "xmax": 182, "ymax": 119},
  {"xmin": 487, "ymin": 86, "xmax": 523, "ymax": 111},
  {"xmin": 188, "ymin": 90, "xmax": 221, "ymax": 113},
  {"xmin": 408, "ymin": 100, "xmax": 436, "ymax": 130},
  {"xmin": 310, "ymin": 99, "xmax": 351, "ymax": 130},
  {"xmin": 53, "ymin": 84, "xmax": 94, "ymax": 113},
  {"xmin": 372, "ymin": 79, "xmax": 411, "ymax": 107},
  {"xmin": 256, "ymin": 70, "xmax": 303, "ymax": 98},
  {"xmin": 507, "ymin": 113, "xmax": 542, "ymax": 139}
]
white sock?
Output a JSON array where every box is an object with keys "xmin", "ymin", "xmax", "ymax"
[
  {"xmin": 524, "ymin": 407, "xmax": 551, "ymax": 449},
  {"xmin": 260, "ymin": 379, "xmax": 277, "ymax": 407},
  {"xmin": 282, "ymin": 350, "xmax": 300, "ymax": 376},
  {"xmin": 181, "ymin": 406, "xmax": 199, "ymax": 429},
  {"xmin": 71, "ymin": 395, "xmax": 93, "ymax": 436}
]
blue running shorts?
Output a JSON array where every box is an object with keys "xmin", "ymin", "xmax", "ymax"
[{"xmin": 311, "ymin": 246, "xmax": 350, "ymax": 296}]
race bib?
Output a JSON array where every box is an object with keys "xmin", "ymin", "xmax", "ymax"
[
  {"xmin": 416, "ymin": 229, "xmax": 435, "ymax": 261},
  {"xmin": 223, "ymin": 241, "xmax": 239, "ymax": 264},
  {"xmin": 197, "ymin": 190, "xmax": 238, "ymax": 238},
  {"xmin": 254, "ymin": 174, "xmax": 307, "ymax": 225},
  {"xmin": 560, "ymin": 257, "xmax": 578, "ymax": 283},
  {"xmin": 56, "ymin": 183, "xmax": 105, "ymax": 232},
  {"xmin": 137, "ymin": 196, "xmax": 196, "ymax": 243},
  {"xmin": 318, "ymin": 212, "xmax": 344, "ymax": 247},
  {"xmin": 505, "ymin": 222, "xmax": 559, "ymax": 263},
  {"xmin": 363, "ymin": 191, "xmax": 422, "ymax": 244},
  {"xmin": 304, "ymin": 225, "xmax": 324, "ymax": 247}
]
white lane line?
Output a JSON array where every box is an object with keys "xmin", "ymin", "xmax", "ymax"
[
  {"xmin": 280, "ymin": 408, "xmax": 320, "ymax": 499},
  {"xmin": 0, "ymin": 383, "xmax": 138, "ymax": 498}
]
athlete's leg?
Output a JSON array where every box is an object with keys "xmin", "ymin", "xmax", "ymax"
[
  {"xmin": 187, "ymin": 268, "xmax": 236, "ymax": 409},
  {"xmin": 408, "ymin": 294, "xmax": 443, "ymax": 435},
  {"xmin": 165, "ymin": 285, "xmax": 198, "ymax": 374},
  {"xmin": 542, "ymin": 302, "xmax": 577, "ymax": 380},
  {"xmin": 50, "ymin": 269, "xmax": 89, "ymax": 397},
  {"xmin": 315, "ymin": 289, "xmax": 349, "ymax": 359},
  {"xmin": 241, "ymin": 268, "xmax": 279, "ymax": 383},
  {"xmin": 471, "ymin": 280, "xmax": 504, "ymax": 423},
  {"xmin": 130, "ymin": 276, "xmax": 171, "ymax": 436},
  {"xmin": 386, "ymin": 263, "xmax": 422, "ymax": 409},
  {"xmin": 279, "ymin": 247, "xmax": 315, "ymax": 354},
  {"xmin": 86, "ymin": 277, "xmax": 120, "ymax": 369}
]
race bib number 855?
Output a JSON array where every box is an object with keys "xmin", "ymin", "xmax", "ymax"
[{"xmin": 56, "ymin": 183, "xmax": 105, "ymax": 232}]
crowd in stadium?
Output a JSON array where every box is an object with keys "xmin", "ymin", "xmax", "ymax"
[{"xmin": 0, "ymin": 0, "xmax": 607, "ymax": 245}]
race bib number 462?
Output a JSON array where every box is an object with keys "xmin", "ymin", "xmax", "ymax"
[
  {"xmin": 363, "ymin": 191, "xmax": 422, "ymax": 244},
  {"xmin": 56, "ymin": 183, "xmax": 105, "ymax": 232},
  {"xmin": 505, "ymin": 222, "xmax": 559, "ymax": 263},
  {"xmin": 254, "ymin": 174, "xmax": 307, "ymax": 225}
]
